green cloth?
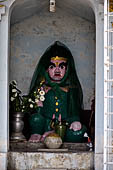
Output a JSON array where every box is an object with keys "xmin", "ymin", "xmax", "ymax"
[
  {"xmin": 29, "ymin": 89, "xmax": 86, "ymax": 142},
  {"xmin": 29, "ymin": 41, "xmax": 87, "ymax": 142}
]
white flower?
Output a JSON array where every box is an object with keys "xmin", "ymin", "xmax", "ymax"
[
  {"xmin": 30, "ymin": 104, "xmax": 33, "ymax": 108},
  {"xmin": 28, "ymin": 98, "xmax": 32, "ymax": 102},
  {"xmin": 31, "ymin": 100, "xmax": 35, "ymax": 103},
  {"xmin": 15, "ymin": 93, "xmax": 17, "ymax": 97},
  {"xmin": 11, "ymin": 97, "xmax": 15, "ymax": 101},
  {"xmin": 12, "ymin": 89, "xmax": 17, "ymax": 93},
  {"xmin": 23, "ymin": 106, "xmax": 25, "ymax": 108},
  {"xmin": 35, "ymin": 99, "xmax": 39, "ymax": 103},
  {"xmin": 22, "ymin": 109, "xmax": 24, "ymax": 112},
  {"xmin": 39, "ymin": 90, "xmax": 45, "ymax": 96},
  {"xmin": 40, "ymin": 96, "xmax": 45, "ymax": 101}
]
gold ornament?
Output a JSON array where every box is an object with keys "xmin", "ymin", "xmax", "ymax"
[
  {"xmin": 56, "ymin": 102, "xmax": 59, "ymax": 106},
  {"xmin": 56, "ymin": 108, "xmax": 58, "ymax": 112},
  {"xmin": 51, "ymin": 56, "xmax": 67, "ymax": 62}
]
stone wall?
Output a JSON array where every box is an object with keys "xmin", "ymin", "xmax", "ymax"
[{"xmin": 10, "ymin": 8, "xmax": 95, "ymax": 109}]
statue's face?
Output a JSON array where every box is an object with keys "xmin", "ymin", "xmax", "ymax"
[{"xmin": 48, "ymin": 59, "xmax": 67, "ymax": 81}]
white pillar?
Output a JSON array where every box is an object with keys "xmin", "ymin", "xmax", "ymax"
[
  {"xmin": 0, "ymin": 4, "xmax": 9, "ymax": 153},
  {"xmin": 0, "ymin": 1, "xmax": 11, "ymax": 169},
  {"xmin": 0, "ymin": 1, "xmax": 18, "ymax": 169},
  {"xmin": 95, "ymin": 3, "xmax": 104, "ymax": 170},
  {"xmin": 95, "ymin": 3, "xmax": 104, "ymax": 154}
]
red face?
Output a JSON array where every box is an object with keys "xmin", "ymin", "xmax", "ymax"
[{"xmin": 48, "ymin": 59, "xmax": 67, "ymax": 82}]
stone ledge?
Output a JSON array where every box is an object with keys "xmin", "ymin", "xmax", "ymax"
[
  {"xmin": 8, "ymin": 151, "xmax": 94, "ymax": 170},
  {"xmin": 9, "ymin": 141, "xmax": 91, "ymax": 152},
  {"xmin": 8, "ymin": 142, "xmax": 94, "ymax": 169}
]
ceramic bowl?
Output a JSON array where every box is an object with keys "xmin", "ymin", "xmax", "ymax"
[{"xmin": 44, "ymin": 133, "xmax": 62, "ymax": 149}]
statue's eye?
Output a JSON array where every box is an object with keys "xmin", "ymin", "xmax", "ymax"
[
  {"xmin": 60, "ymin": 65, "xmax": 65, "ymax": 69},
  {"xmin": 49, "ymin": 65, "xmax": 54, "ymax": 69},
  {"xmin": 59, "ymin": 62, "xmax": 67, "ymax": 69}
]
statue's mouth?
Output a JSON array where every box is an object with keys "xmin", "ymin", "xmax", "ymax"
[{"xmin": 54, "ymin": 73, "xmax": 61, "ymax": 76}]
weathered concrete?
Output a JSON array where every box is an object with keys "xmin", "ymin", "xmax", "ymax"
[
  {"xmin": 8, "ymin": 142, "xmax": 94, "ymax": 170},
  {"xmin": 8, "ymin": 151, "xmax": 94, "ymax": 170}
]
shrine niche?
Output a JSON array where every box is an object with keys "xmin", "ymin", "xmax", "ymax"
[{"xmin": 9, "ymin": 2, "xmax": 95, "ymax": 144}]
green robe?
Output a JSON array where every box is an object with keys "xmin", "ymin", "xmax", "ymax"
[{"xmin": 29, "ymin": 88, "xmax": 87, "ymax": 142}]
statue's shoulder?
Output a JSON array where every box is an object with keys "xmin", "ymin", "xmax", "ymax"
[
  {"xmin": 60, "ymin": 85, "xmax": 77, "ymax": 92},
  {"xmin": 60, "ymin": 86, "xmax": 69, "ymax": 92}
]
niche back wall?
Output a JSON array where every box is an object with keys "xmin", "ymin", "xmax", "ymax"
[{"xmin": 10, "ymin": 8, "xmax": 95, "ymax": 109}]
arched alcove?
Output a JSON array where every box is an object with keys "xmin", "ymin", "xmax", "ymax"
[{"xmin": 9, "ymin": 0, "xmax": 95, "ymax": 129}]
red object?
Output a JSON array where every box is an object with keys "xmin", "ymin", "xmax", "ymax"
[{"xmin": 88, "ymin": 137, "xmax": 91, "ymax": 143}]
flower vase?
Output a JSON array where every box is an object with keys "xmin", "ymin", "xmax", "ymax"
[{"xmin": 10, "ymin": 112, "xmax": 26, "ymax": 141}]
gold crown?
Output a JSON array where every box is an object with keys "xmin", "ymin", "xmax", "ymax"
[{"xmin": 51, "ymin": 56, "xmax": 67, "ymax": 61}]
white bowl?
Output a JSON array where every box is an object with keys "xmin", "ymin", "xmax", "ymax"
[{"xmin": 44, "ymin": 133, "xmax": 62, "ymax": 149}]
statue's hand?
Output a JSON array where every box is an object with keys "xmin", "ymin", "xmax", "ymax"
[
  {"xmin": 69, "ymin": 121, "xmax": 82, "ymax": 131},
  {"xmin": 40, "ymin": 130, "xmax": 55, "ymax": 142},
  {"xmin": 29, "ymin": 134, "xmax": 41, "ymax": 142}
]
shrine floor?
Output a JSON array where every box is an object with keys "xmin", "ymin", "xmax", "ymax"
[{"xmin": 8, "ymin": 142, "xmax": 94, "ymax": 170}]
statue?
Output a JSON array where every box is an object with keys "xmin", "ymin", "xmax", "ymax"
[{"xmin": 29, "ymin": 41, "xmax": 87, "ymax": 142}]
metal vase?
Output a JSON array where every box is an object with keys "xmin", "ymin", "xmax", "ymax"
[{"xmin": 10, "ymin": 112, "xmax": 26, "ymax": 141}]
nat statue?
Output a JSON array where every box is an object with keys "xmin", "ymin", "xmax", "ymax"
[{"xmin": 29, "ymin": 41, "xmax": 87, "ymax": 142}]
